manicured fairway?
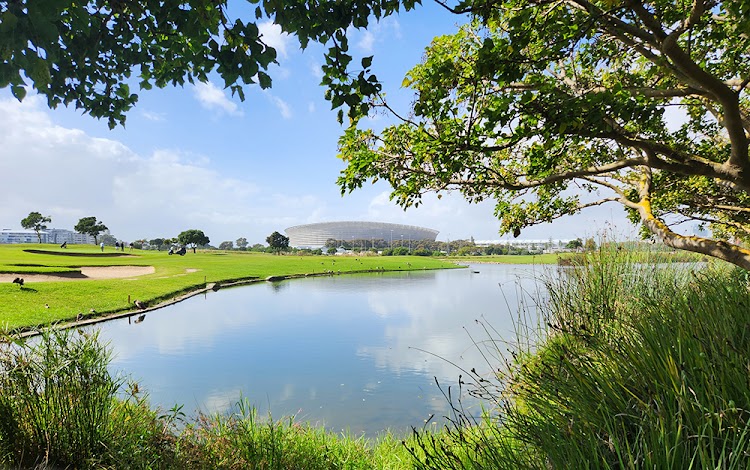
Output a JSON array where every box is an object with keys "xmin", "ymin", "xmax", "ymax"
[{"xmin": 0, "ymin": 244, "xmax": 459, "ymax": 332}]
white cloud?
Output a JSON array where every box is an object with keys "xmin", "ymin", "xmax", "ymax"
[
  {"xmin": 358, "ymin": 31, "xmax": 375, "ymax": 53},
  {"xmin": 258, "ymin": 21, "xmax": 293, "ymax": 59},
  {"xmin": 308, "ymin": 102, "xmax": 316, "ymax": 113},
  {"xmin": 0, "ymin": 93, "xmax": 636, "ymax": 249},
  {"xmin": 663, "ymin": 100, "xmax": 690, "ymax": 132},
  {"xmin": 192, "ymin": 81, "xmax": 243, "ymax": 116},
  {"xmin": 0, "ymin": 96, "xmax": 326, "ymax": 243},
  {"xmin": 309, "ymin": 61, "xmax": 324, "ymax": 80},
  {"xmin": 140, "ymin": 110, "xmax": 166, "ymax": 122},
  {"xmin": 388, "ymin": 18, "xmax": 402, "ymax": 39},
  {"xmin": 351, "ymin": 17, "xmax": 402, "ymax": 54},
  {"xmin": 267, "ymin": 94, "xmax": 293, "ymax": 119}
]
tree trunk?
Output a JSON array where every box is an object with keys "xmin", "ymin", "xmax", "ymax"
[{"xmin": 639, "ymin": 206, "xmax": 750, "ymax": 271}]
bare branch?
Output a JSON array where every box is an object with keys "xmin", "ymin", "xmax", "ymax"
[
  {"xmin": 501, "ymin": 81, "xmax": 708, "ymax": 99},
  {"xmin": 523, "ymin": 196, "xmax": 622, "ymax": 226},
  {"xmin": 431, "ymin": 0, "xmax": 473, "ymax": 15},
  {"xmin": 626, "ymin": 0, "xmax": 668, "ymax": 40}
]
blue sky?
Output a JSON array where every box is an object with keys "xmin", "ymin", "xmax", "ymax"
[{"xmin": 0, "ymin": 2, "xmax": 636, "ymax": 245}]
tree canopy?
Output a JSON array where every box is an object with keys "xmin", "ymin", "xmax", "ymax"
[
  {"xmin": 5, "ymin": 0, "xmax": 750, "ymax": 268},
  {"xmin": 266, "ymin": 231, "xmax": 289, "ymax": 254},
  {"xmin": 20, "ymin": 211, "xmax": 51, "ymax": 243},
  {"xmin": 177, "ymin": 229, "xmax": 210, "ymax": 253},
  {"xmin": 336, "ymin": 0, "xmax": 750, "ymax": 269},
  {"xmin": 74, "ymin": 216, "xmax": 108, "ymax": 244},
  {"xmin": 0, "ymin": 0, "xmax": 280, "ymax": 128}
]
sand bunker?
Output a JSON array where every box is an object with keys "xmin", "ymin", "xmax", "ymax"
[{"xmin": 0, "ymin": 266, "xmax": 155, "ymax": 282}]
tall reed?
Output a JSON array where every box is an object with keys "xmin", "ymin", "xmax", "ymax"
[
  {"xmin": 178, "ymin": 397, "xmax": 411, "ymax": 469},
  {"xmin": 408, "ymin": 245, "xmax": 750, "ymax": 468},
  {"xmin": 0, "ymin": 329, "xmax": 119, "ymax": 467}
]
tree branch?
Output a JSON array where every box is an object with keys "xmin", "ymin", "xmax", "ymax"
[
  {"xmin": 674, "ymin": 210, "xmax": 750, "ymax": 237},
  {"xmin": 635, "ymin": 175, "xmax": 750, "ymax": 269}
]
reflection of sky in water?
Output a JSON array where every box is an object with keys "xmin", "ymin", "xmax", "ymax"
[{"xmin": 91, "ymin": 264, "xmax": 548, "ymax": 435}]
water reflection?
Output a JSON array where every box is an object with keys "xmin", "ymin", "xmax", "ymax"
[{"xmin": 91, "ymin": 264, "xmax": 547, "ymax": 435}]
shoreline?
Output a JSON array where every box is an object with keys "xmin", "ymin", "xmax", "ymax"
[{"xmin": 10, "ymin": 267, "xmax": 451, "ymax": 338}]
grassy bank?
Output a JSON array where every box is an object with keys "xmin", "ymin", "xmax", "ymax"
[
  {"xmin": 0, "ymin": 244, "xmax": 457, "ymax": 332},
  {"xmin": 409, "ymin": 248, "xmax": 750, "ymax": 468}
]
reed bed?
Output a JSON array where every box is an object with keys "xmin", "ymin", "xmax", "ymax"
[{"xmin": 407, "ymin": 246, "xmax": 750, "ymax": 469}]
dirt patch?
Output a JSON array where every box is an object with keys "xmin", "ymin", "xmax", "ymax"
[
  {"xmin": 185, "ymin": 268, "xmax": 199, "ymax": 273},
  {"xmin": 0, "ymin": 266, "xmax": 155, "ymax": 282}
]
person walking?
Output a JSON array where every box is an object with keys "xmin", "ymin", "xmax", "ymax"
[{"xmin": 100, "ymin": 242, "xmax": 104, "ymax": 252}]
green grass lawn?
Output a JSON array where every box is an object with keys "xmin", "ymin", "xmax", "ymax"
[{"xmin": 0, "ymin": 244, "xmax": 458, "ymax": 332}]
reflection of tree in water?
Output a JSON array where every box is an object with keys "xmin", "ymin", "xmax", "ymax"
[{"xmin": 270, "ymin": 281, "xmax": 289, "ymax": 293}]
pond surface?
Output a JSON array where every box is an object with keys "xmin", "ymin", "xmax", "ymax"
[{"xmin": 90, "ymin": 263, "xmax": 548, "ymax": 436}]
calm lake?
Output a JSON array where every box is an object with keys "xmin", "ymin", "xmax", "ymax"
[{"xmin": 90, "ymin": 263, "xmax": 548, "ymax": 436}]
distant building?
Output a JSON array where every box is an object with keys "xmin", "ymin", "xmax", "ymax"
[
  {"xmin": 285, "ymin": 221, "xmax": 439, "ymax": 249},
  {"xmin": 0, "ymin": 228, "xmax": 96, "ymax": 244},
  {"xmin": 0, "ymin": 229, "xmax": 44, "ymax": 244},
  {"xmin": 46, "ymin": 228, "xmax": 96, "ymax": 245}
]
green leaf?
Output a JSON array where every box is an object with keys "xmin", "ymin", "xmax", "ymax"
[
  {"xmin": 257, "ymin": 71, "xmax": 272, "ymax": 89},
  {"xmin": 0, "ymin": 12, "xmax": 18, "ymax": 33},
  {"xmin": 11, "ymin": 85, "xmax": 26, "ymax": 101}
]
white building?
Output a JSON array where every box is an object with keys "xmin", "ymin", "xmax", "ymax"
[
  {"xmin": 0, "ymin": 229, "xmax": 45, "ymax": 244},
  {"xmin": 285, "ymin": 221, "xmax": 439, "ymax": 249},
  {"xmin": 46, "ymin": 228, "xmax": 96, "ymax": 245},
  {"xmin": 0, "ymin": 228, "xmax": 96, "ymax": 244}
]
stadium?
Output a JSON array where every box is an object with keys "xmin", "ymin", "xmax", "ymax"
[{"xmin": 284, "ymin": 221, "xmax": 439, "ymax": 249}]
